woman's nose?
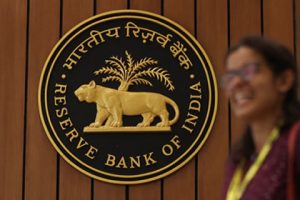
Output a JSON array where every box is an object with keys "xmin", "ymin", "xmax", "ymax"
[{"xmin": 226, "ymin": 75, "xmax": 245, "ymax": 91}]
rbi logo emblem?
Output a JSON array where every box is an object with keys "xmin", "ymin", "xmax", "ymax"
[{"xmin": 39, "ymin": 10, "xmax": 217, "ymax": 184}]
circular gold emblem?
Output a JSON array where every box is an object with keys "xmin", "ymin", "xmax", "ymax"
[{"xmin": 39, "ymin": 10, "xmax": 218, "ymax": 184}]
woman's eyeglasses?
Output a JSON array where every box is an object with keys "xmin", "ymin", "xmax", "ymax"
[{"xmin": 220, "ymin": 62, "xmax": 261, "ymax": 90}]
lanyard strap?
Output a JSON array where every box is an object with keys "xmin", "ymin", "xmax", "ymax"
[{"xmin": 226, "ymin": 127, "xmax": 280, "ymax": 200}]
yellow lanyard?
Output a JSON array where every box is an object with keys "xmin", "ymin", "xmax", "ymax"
[{"xmin": 226, "ymin": 127, "xmax": 280, "ymax": 200}]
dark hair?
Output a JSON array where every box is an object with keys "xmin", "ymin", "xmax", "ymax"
[{"xmin": 226, "ymin": 36, "xmax": 300, "ymax": 163}]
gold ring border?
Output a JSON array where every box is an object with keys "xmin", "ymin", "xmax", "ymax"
[
  {"xmin": 45, "ymin": 15, "xmax": 212, "ymax": 178},
  {"xmin": 38, "ymin": 9, "xmax": 218, "ymax": 185}
]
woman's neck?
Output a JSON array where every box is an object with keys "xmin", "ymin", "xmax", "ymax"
[{"xmin": 249, "ymin": 110, "xmax": 282, "ymax": 153}]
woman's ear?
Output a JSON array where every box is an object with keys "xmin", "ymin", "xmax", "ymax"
[{"xmin": 276, "ymin": 69, "xmax": 295, "ymax": 93}]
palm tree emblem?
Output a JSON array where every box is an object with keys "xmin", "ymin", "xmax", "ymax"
[{"xmin": 94, "ymin": 51, "xmax": 175, "ymax": 91}]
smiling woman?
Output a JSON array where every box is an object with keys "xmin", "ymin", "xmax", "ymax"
[{"xmin": 222, "ymin": 36, "xmax": 300, "ymax": 200}]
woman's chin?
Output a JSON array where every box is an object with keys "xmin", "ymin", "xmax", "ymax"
[{"xmin": 232, "ymin": 105, "xmax": 258, "ymax": 121}]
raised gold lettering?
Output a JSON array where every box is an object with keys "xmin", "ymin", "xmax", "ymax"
[
  {"xmin": 54, "ymin": 96, "xmax": 66, "ymax": 106},
  {"xmin": 130, "ymin": 156, "xmax": 141, "ymax": 168},
  {"xmin": 182, "ymin": 124, "xmax": 193, "ymax": 133},
  {"xmin": 105, "ymin": 152, "xmax": 157, "ymax": 168},
  {"xmin": 189, "ymin": 100, "xmax": 201, "ymax": 112},
  {"xmin": 105, "ymin": 154, "xmax": 116, "ymax": 166},
  {"xmin": 190, "ymin": 82, "xmax": 201, "ymax": 93},
  {"xmin": 170, "ymin": 135, "xmax": 181, "ymax": 149},
  {"xmin": 65, "ymin": 128, "xmax": 79, "ymax": 142},
  {"xmin": 162, "ymin": 144, "xmax": 173, "ymax": 156},
  {"xmin": 55, "ymin": 83, "xmax": 67, "ymax": 94},
  {"xmin": 116, "ymin": 157, "xmax": 128, "ymax": 168},
  {"xmin": 55, "ymin": 107, "xmax": 68, "ymax": 118},
  {"xmin": 85, "ymin": 146, "xmax": 98, "ymax": 160},
  {"xmin": 143, "ymin": 152, "xmax": 157, "ymax": 166},
  {"xmin": 76, "ymin": 137, "xmax": 89, "ymax": 149},
  {"xmin": 59, "ymin": 117, "xmax": 73, "ymax": 130},
  {"xmin": 182, "ymin": 113, "xmax": 198, "ymax": 133}
]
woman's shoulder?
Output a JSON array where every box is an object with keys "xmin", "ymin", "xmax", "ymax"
[
  {"xmin": 285, "ymin": 120, "xmax": 300, "ymax": 146},
  {"xmin": 293, "ymin": 122, "xmax": 300, "ymax": 172},
  {"xmin": 283, "ymin": 120, "xmax": 300, "ymax": 173},
  {"xmin": 280, "ymin": 120, "xmax": 300, "ymax": 140}
]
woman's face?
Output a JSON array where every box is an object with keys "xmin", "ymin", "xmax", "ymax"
[{"xmin": 223, "ymin": 47, "xmax": 287, "ymax": 121}]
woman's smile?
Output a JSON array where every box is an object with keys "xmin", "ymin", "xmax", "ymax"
[{"xmin": 232, "ymin": 89, "xmax": 254, "ymax": 107}]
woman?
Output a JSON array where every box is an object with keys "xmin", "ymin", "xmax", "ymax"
[{"xmin": 221, "ymin": 36, "xmax": 300, "ymax": 200}]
